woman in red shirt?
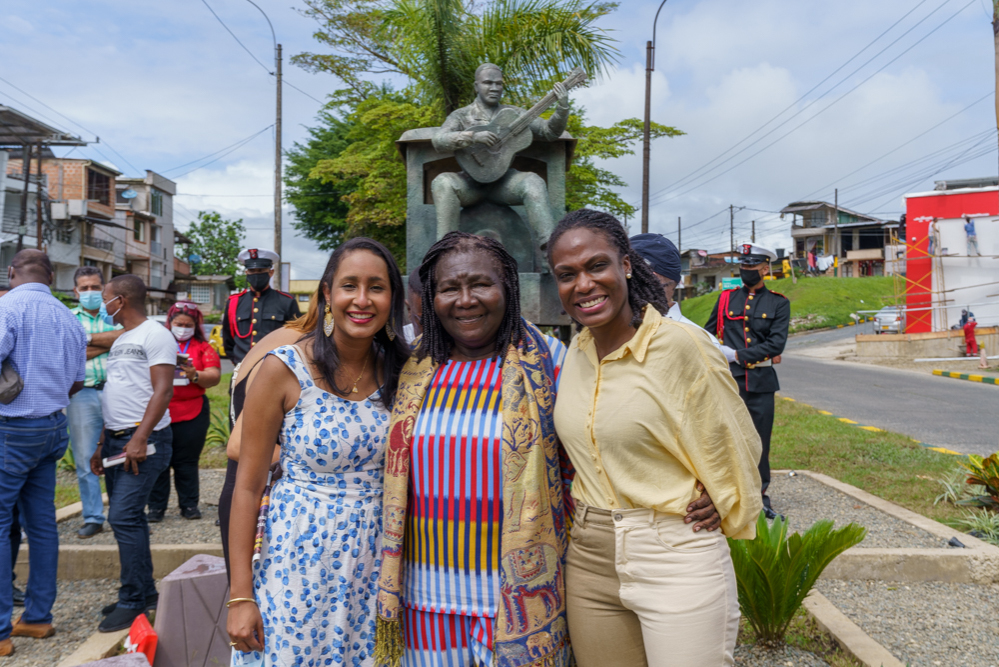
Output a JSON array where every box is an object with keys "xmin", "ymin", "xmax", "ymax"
[{"xmin": 148, "ymin": 302, "xmax": 221, "ymax": 522}]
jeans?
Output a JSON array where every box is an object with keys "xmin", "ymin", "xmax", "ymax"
[
  {"xmin": 103, "ymin": 427, "xmax": 172, "ymax": 609},
  {"xmin": 0, "ymin": 412, "xmax": 69, "ymax": 639},
  {"xmin": 66, "ymin": 388, "xmax": 106, "ymax": 525},
  {"xmin": 149, "ymin": 397, "xmax": 210, "ymax": 512}
]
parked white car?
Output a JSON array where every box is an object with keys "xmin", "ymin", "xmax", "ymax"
[{"xmin": 874, "ymin": 306, "xmax": 904, "ymax": 334}]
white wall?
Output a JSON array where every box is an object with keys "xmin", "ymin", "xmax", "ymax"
[{"xmin": 932, "ymin": 216, "xmax": 999, "ymax": 329}]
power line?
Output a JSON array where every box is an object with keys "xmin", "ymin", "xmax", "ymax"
[
  {"xmin": 161, "ymin": 125, "xmax": 275, "ymax": 174},
  {"xmin": 649, "ymin": 0, "xmax": 975, "ymax": 208},
  {"xmin": 200, "ymin": 0, "xmax": 274, "ymax": 74},
  {"xmin": 169, "ymin": 125, "xmax": 274, "ymax": 180},
  {"xmin": 284, "ymin": 80, "xmax": 326, "ymax": 106}
]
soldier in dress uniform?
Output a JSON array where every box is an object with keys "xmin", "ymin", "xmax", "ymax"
[
  {"xmin": 221, "ymin": 248, "xmax": 301, "ymax": 364},
  {"xmin": 705, "ymin": 244, "xmax": 790, "ymax": 520}
]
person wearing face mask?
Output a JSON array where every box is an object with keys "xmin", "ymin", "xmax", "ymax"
[
  {"xmin": 221, "ymin": 249, "xmax": 301, "ymax": 364},
  {"xmin": 68, "ymin": 267, "xmax": 124, "ymax": 540},
  {"xmin": 146, "ymin": 303, "xmax": 220, "ymax": 523},
  {"xmin": 705, "ymin": 244, "xmax": 790, "ymax": 521}
]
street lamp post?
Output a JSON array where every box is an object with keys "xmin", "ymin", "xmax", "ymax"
[{"xmin": 641, "ymin": 0, "xmax": 670, "ymax": 234}]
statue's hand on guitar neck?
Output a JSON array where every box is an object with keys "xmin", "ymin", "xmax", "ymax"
[{"xmin": 552, "ymin": 82, "xmax": 569, "ymax": 105}]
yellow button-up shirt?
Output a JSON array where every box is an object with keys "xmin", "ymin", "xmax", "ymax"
[{"xmin": 554, "ymin": 306, "xmax": 763, "ymax": 540}]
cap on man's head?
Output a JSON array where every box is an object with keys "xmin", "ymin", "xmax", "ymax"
[
  {"xmin": 237, "ymin": 248, "xmax": 279, "ymax": 270},
  {"xmin": 737, "ymin": 243, "xmax": 778, "ymax": 266},
  {"xmin": 629, "ymin": 233, "xmax": 681, "ymax": 283}
]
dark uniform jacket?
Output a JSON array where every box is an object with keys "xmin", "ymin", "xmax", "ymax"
[
  {"xmin": 221, "ymin": 287, "xmax": 301, "ymax": 364},
  {"xmin": 705, "ymin": 284, "xmax": 790, "ymax": 394}
]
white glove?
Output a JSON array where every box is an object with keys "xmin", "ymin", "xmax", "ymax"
[{"xmin": 719, "ymin": 345, "xmax": 738, "ymax": 364}]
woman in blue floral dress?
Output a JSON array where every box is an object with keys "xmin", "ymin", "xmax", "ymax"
[{"xmin": 227, "ymin": 238, "xmax": 410, "ymax": 666}]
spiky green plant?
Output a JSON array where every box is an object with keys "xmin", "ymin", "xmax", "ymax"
[
  {"xmin": 934, "ymin": 465, "xmax": 986, "ymax": 506},
  {"xmin": 728, "ymin": 513, "xmax": 867, "ymax": 647},
  {"xmin": 58, "ymin": 446, "xmax": 76, "ymax": 473},
  {"xmin": 954, "ymin": 508, "xmax": 999, "ymax": 546},
  {"xmin": 204, "ymin": 408, "xmax": 231, "ymax": 450},
  {"xmin": 959, "ymin": 453, "xmax": 999, "ymax": 510}
]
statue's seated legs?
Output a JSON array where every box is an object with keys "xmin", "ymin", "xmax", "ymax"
[{"xmin": 432, "ymin": 169, "xmax": 555, "ymax": 255}]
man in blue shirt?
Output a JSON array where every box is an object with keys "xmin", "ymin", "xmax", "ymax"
[
  {"xmin": 964, "ymin": 217, "xmax": 980, "ymax": 256},
  {"xmin": 0, "ymin": 249, "xmax": 87, "ymax": 655}
]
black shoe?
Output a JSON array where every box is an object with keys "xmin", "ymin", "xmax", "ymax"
[
  {"xmin": 180, "ymin": 506, "xmax": 202, "ymax": 520},
  {"xmin": 12, "ymin": 586, "xmax": 24, "ymax": 607},
  {"xmin": 101, "ymin": 593, "xmax": 158, "ymax": 617},
  {"xmin": 763, "ymin": 506, "xmax": 784, "ymax": 522},
  {"xmin": 77, "ymin": 523, "xmax": 104, "ymax": 539},
  {"xmin": 99, "ymin": 606, "xmax": 147, "ymax": 633},
  {"xmin": 147, "ymin": 508, "xmax": 165, "ymax": 523}
]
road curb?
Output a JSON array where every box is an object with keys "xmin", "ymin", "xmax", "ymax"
[
  {"xmin": 932, "ymin": 369, "xmax": 999, "ymax": 385},
  {"xmin": 803, "ymin": 590, "xmax": 904, "ymax": 667},
  {"xmin": 16, "ymin": 543, "xmax": 223, "ymax": 581},
  {"xmin": 777, "ymin": 395, "xmax": 963, "ymax": 456},
  {"xmin": 56, "ymin": 627, "xmax": 130, "ymax": 667}
]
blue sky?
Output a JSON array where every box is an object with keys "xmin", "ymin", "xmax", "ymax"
[{"xmin": 2, "ymin": 0, "xmax": 995, "ymax": 276}]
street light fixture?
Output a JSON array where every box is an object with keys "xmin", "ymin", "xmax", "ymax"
[
  {"xmin": 243, "ymin": 0, "xmax": 283, "ymax": 269},
  {"xmin": 641, "ymin": 0, "xmax": 669, "ymax": 234}
]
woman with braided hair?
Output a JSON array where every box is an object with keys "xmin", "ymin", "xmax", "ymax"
[{"xmin": 547, "ymin": 209, "xmax": 764, "ymax": 667}]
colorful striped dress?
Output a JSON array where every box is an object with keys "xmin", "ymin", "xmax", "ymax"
[{"xmin": 402, "ymin": 337, "xmax": 565, "ymax": 667}]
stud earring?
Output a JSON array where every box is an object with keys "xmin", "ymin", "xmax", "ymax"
[
  {"xmin": 385, "ymin": 322, "xmax": 396, "ymax": 342},
  {"xmin": 626, "ymin": 273, "xmax": 632, "ymax": 279},
  {"xmin": 323, "ymin": 305, "xmax": 335, "ymax": 337}
]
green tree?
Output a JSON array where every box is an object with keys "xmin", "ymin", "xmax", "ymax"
[
  {"xmin": 285, "ymin": 112, "xmax": 359, "ymax": 251},
  {"xmin": 184, "ymin": 211, "xmax": 246, "ymax": 278},
  {"xmin": 294, "ymin": 0, "xmax": 620, "ymax": 114}
]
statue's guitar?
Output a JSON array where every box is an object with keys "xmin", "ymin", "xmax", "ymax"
[{"xmin": 455, "ymin": 67, "xmax": 588, "ymax": 184}]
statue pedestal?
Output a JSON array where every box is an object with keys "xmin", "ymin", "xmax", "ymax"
[{"xmin": 396, "ymin": 127, "xmax": 576, "ymax": 326}]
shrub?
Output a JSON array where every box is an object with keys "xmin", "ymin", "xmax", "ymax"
[
  {"xmin": 934, "ymin": 465, "xmax": 986, "ymax": 506},
  {"xmin": 204, "ymin": 408, "xmax": 231, "ymax": 450},
  {"xmin": 729, "ymin": 512, "xmax": 867, "ymax": 647},
  {"xmin": 960, "ymin": 453, "xmax": 999, "ymax": 510},
  {"xmin": 954, "ymin": 508, "xmax": 999, "ymax": 546}
]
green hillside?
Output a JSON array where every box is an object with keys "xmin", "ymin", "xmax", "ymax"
[{"xmin": 677, "ymin": 276, "xmax": 900, "ymax": 334}]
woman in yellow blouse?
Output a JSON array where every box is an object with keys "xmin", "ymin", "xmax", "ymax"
[{"xmin": 546, "ymin": 209, "xmax": 763, "ymax": 667}]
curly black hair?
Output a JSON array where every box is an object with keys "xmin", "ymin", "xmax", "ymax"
[
  {"xmin": 545, "ymin": 208, "xmax": 670, "ymax": 329},
  {"xmin": 417, "ymin": 231, "xmax": 526, "ymax": 364}
]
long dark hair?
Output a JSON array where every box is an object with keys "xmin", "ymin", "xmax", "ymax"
[
  {"xmin": 417, "ymin": 231, "xmax": 526, "ymax": 364},
  {"xmin": 546, "ymin": 209, "xmax": 670, "ymax": 329},
  {"xmin": 302, "ymin": 237, "xmax": 408, "ymax": 407}
]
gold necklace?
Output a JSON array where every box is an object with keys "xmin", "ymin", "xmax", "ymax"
[{"xmin": 350, "ymin": 351, "xmax": 370, "ymax": 394}]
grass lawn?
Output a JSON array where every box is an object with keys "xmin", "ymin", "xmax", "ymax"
[
  {"xmin": 679, "ymin": 275, "xmax": 899, "ymax": 334},
  {"xmin": 772, "ymin": 396, "xmax": 964, "ymax": 526},
  {"xmin": 200, "ymin": 372, "xmax": 232, "ymax": 469}
]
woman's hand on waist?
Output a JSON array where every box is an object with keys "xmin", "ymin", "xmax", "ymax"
[{"xmin": 684, "ymin": 482, "xmax": 721, "ymax": 532}]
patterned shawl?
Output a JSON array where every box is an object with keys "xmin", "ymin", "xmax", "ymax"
[{"xmin": 376, "ymin": 321, "xmax": 571, "ymax": 667}]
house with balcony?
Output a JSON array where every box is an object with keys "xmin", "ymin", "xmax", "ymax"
[
  {"xmin": 781, "ymin": 200, "xmax": 901, "ymax": 277},
  {"xmin": 116, "ymin": 171, "xmax": 177, "ymax": 313}
]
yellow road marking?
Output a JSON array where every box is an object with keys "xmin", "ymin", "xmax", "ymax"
[
  {"xmin": 838, "ymin": 418, "xmax": 858, "ymax": 424},
  {"xmin": 860, "ymin": 426, "xmax": 882, "ymax": 432},
  {"xmin": 928, "ymin": 446, "xmax": 962, "ymax": 456},
  {"xmin": 817, "ymin": 410, "xmax": 833, "ymax": 415}
]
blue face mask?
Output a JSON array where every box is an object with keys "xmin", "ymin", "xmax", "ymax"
[
  {"xmin": 78, "ymin": 290, "xmax": 103, "ymax": 311},
  {"xmin": 99, "ymin": 296, "xmax": 122, "ymax": 327}
]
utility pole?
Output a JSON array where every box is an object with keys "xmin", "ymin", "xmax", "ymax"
[
  {"xmin": 751, "ymin": 219, "xmax": 756, "ymax": 243},
  {"xmin": 17, "ymin": 144, "xmax": 30, "ymax": 253},
  {"xmin": 833, "ymin": 188, "xmax": 839, "ymax": 278},
  {"xmin": 677, "ymin": 216, "xmax": 681, "ymax": 256},
  {"xmin": 274, "ymin": 43, "xmax": 283, "ymax": 276},
  {"xmin": 729, "ymin": 204, "xmax": 734, "ymax": 257},
  {"xmin": 641, "ymin": 40, "xmax": 652, "ymax": 234},
  {"xmin": 35, "ymin": 143, "xmax": 43, "ymax": 250}
]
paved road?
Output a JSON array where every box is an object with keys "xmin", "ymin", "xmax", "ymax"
[{"xmin": 778, "ymin": 328, "xmax": 998, "ymax": 456}]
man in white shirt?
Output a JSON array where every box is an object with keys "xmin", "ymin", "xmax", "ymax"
[{"xmin": 89, "ymin": 275, "xmax": 176, "ymax": 633}]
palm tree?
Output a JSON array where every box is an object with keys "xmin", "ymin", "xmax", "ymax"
[{"xmin": 295, "ymin": 0, "xmax": 620, "ymax": 115}]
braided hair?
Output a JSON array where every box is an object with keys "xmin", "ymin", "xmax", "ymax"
[
  {"xmin": 417, "ymin": 231, "xmax": 526, "ymax": 364},
  {"xmin": 546, "ymin": 209, "xmax": 670, "ymax": 330}
]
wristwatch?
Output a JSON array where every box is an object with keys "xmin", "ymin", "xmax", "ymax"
[
  {"xmin": 192, "ymin": 371, "xmax": 200, "ymax": 385},
  {"xmin": 86, "ymin": 333, "xmax": 93, "ymax": 345}
]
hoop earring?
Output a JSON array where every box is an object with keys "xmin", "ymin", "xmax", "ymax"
[
  {"xmin": 385, "ymin": 322, "xmax": 396, "ymax": 342},
  {"xmin": 323, "ymin": 305, "xmax": 335, "ymax": 337}
]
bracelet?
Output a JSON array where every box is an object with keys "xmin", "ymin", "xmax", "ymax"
[{"xmin": 226, "ymin": 597, "xmax": 257, "ymax": 608}]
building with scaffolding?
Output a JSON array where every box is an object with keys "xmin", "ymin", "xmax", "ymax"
[{"xmin": 903, "ymin": 177, "xmax": 998, "ymax": 333}]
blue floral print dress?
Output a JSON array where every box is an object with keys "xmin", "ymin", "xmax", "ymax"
[{"xmin": 235, "ymin": 345, "xmax": 389, "ymax": 666}]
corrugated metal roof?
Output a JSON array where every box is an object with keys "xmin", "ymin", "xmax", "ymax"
[{"xmin": 0, "ymin": 106, "xmax": 87, "ymax": 147}]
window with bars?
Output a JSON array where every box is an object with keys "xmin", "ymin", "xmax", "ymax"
[
  {"xmin": 189, "ymin": 284, "xmax": 212, "ymax": 304},
  {"xmin": 87, "ymin": 169, "xmax": 111, "ymax": 205}
]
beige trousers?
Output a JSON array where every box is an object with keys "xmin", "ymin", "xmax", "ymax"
[{"xmin": 566, "ymin": 504, "xmax": 739, "ymax": 667}]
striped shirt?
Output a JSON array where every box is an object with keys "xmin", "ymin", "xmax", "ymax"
[
  {"xmin": 71, "ymin": 306, "xmax": 121, "ymax": 387},
  {"xmin": 403, "ymin": 335, "xmax": 566, "ymax": 618},
  {"xmin": 0, "ymin": 283, "xmax": 86, "ymax": 418}
]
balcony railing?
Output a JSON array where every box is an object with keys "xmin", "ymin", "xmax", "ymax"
[
  {"xmin": 151, "ymin": 240, "xmax": 163, "ymax": 257},
  {"xmin": 84, "ymin": 235, "xmax": 114, "ymax": 252}
]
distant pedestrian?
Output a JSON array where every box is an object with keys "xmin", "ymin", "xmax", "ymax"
[
  {"xmin": 89, "ymin": 275, "xmax": 176, "ymax": 633},
  {"xmin": 403, "ymin": 269, "xmax": 423, "ymax": 343},
  {"xmin": 963, "ymin": 315, "xmax": 979, "ymax": 356},
  {"xmin": 69, "ymin": 267, "xmax": 123, "ymax": 540},
  {"xmin": 221, "ymin": 249, "xmax": 300, "ymax": 365},
  {"xmin": 0, "ymin": 250, "xmax": 87, "ymax": 655},
  {"xmin": 964, "ymin": 217, "xmax": 981, "ymax": 256},
  {"xmin": 147, "ymin": 302, "xmax": 220, "ymax": 522},
  {"xmin": 959, "ymin": 309, "xmax": 975, "ymax": 328}
]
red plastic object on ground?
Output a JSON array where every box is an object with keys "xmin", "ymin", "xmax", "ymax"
[{"xmin": 124, "ymin": 612, "xmax": 158, "ymax": 665}]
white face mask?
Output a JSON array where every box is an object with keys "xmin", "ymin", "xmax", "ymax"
[{"xmin": 171, "ymin": 326, "xmax": 195, "ymax": 341}]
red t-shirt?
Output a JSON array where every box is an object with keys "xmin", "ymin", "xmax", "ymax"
[{"xmin": 170, "ymin": 338, "xmax": 221, "ymax": 423}]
